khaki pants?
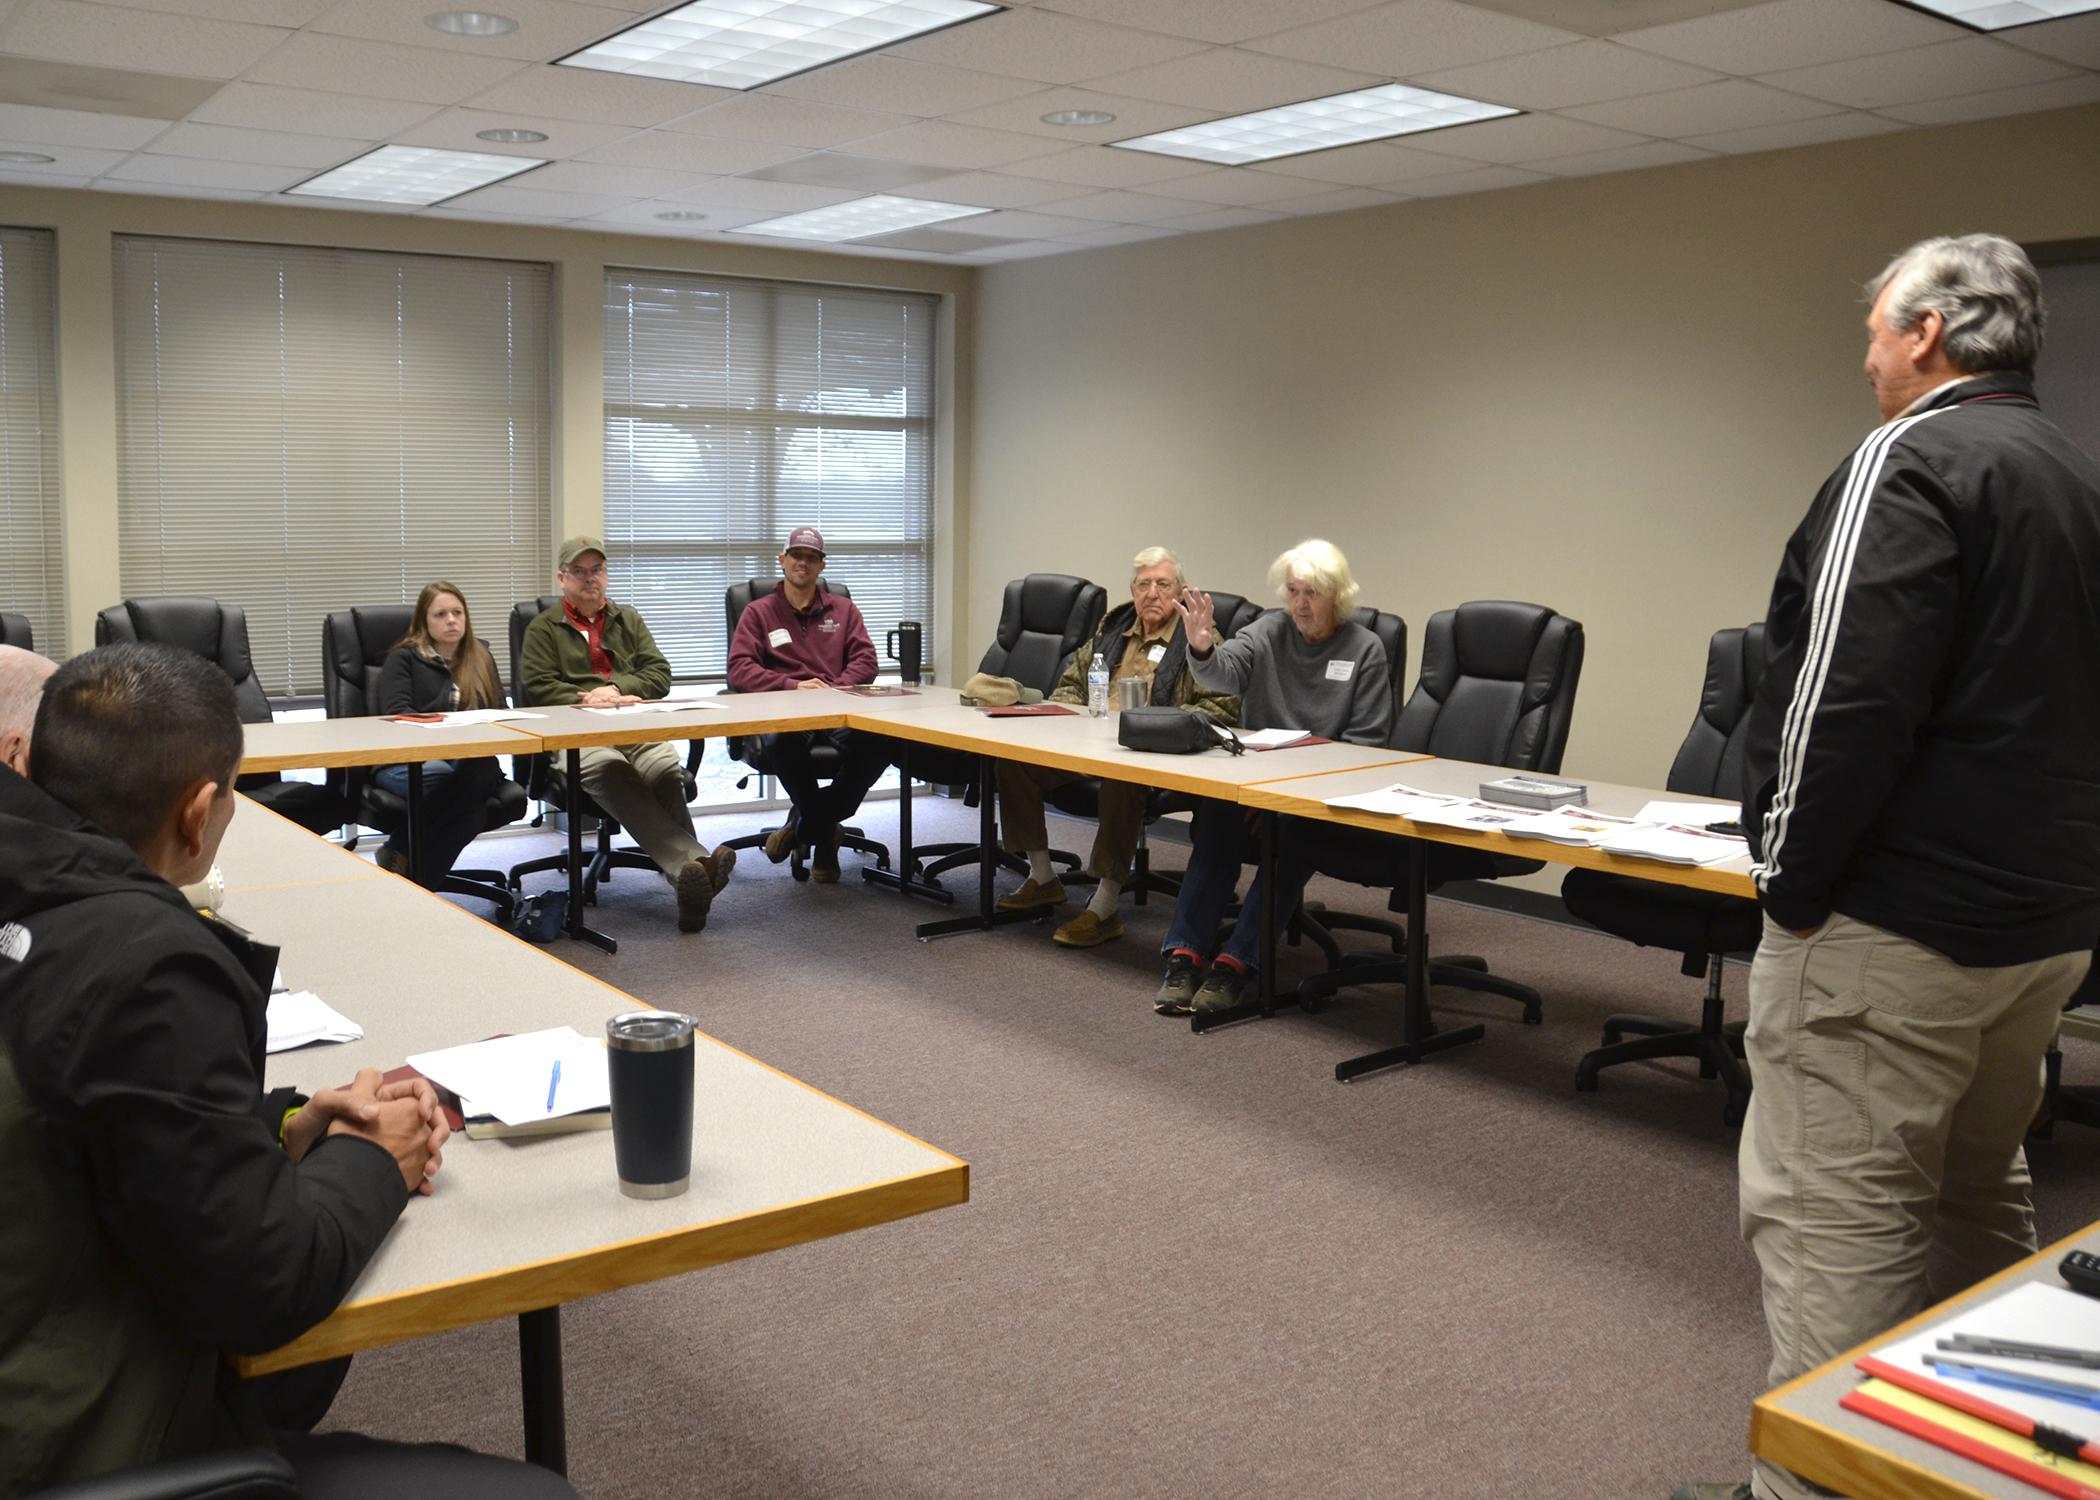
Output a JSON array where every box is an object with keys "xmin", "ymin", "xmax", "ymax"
[
  {"xmin": 576, "ymin": 741, "xmax": 704, "ymax": 877},
  {"xmin": 1741, "ymin": 912, "xmax": 2088, "ymax": 1500},
  {"xmin": 997, "ymin": 761, "xmax": 1149, "ymax": 883}
]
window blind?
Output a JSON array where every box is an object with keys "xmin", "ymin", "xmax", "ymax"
[
  {"xmin": 603, "ymin": 268, "xmax": 936, "ymax": 679},
  {"xmin": 0, "ymin": 226, "xmax": 64, "ymax": 657},
  {"xmin": 114, "ymin": 235, "xmax": 550, "ymax": 696}
]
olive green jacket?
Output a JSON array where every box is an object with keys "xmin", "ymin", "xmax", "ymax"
[
  {"xmin": 1050, "ymin": 603, "xmax": 1238, "ymax": 725},
  {"xmin": 519, "ymin": 599, "xmax": 672, "ymax": 705}
]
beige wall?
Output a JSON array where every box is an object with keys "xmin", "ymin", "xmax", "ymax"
[
  {"xmin": 967, "ymin": 103, "xmax": 2100, "ymax": 799},
  {"xmin": 9, "ymin": 184, "xmax": 972, "ymax": 674}
]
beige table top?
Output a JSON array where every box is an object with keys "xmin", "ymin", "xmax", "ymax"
[
  {"xmin": 218, "ymin": 797, "xmax": 386, "ymax": 894},
  {"xmin": 525, "ymin": 690, "xmax": 846, "ymax": 750},
  {"xmin": 223, "ymin": 815, "xmax": 967, "ymax": 1375},
  {"xmin": 845, "ymin": 697, "xmax": 1425, "ymax": 797},
  {"xmin": 1752, "ymin": 1220, "xmax": 2100, "ymax": 1500},
  {"xmin": 241, "ymin": 716, "xmax": 540, "ymax": 774},
  {"xmin": 1240, "ymin": 756, "xmax": 1757, "ymax": 898}
]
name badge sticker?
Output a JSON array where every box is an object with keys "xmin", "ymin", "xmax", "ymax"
[
  {"xmin": 768, "ymin": 627, "xmax": 791, "ymax": 648},
  {"xmin": 1325, "ymin": 658, "xmax": 1356, "ymax": 682},
  {"xmin": 1147, "ymin": 643, "xmax": 1166, "ymax": 663}
]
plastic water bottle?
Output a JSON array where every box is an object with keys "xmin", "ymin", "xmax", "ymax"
[{"xmin": 1087, "ymin": 651, "xmax": 1110, "ymax": 718}]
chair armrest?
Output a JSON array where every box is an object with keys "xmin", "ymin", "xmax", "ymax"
[{"xmin": 33, "ymin": 1450, "xmax": 301, "ymax": 1500}]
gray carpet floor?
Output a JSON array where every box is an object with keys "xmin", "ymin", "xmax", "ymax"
[{"xmin": 322, "ymin": 798, "xmax": 2100, "ymax": 1499}]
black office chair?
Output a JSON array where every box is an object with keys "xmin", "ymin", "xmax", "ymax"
[
  {"xmin": 503, "ymin": 596, "xmax": 702, "ymax": 902},
  {"xmin": 1562, "ymin": 624, "xmax": 1765, "ymax": 1125},
  {"xmin": 320, "ymin": 606, "xmax": 529, "ymax": 920},
  {"xmin": 1297, "ymin": 600, "xmax": 1585, "ymax": 1025},
  {"xmin": 31, "ymin": 1449, "xmax": 300, "ymax": 1500},
  {"xmin": 1, "ymin": 611, "xmax": 31, "ymax": 649},
  {"xmin": 715, "ymin": 577, "xmax": 890, "ymax": 880},
  {"xmin": 906, "ymin": 573, "xmax": 1108, "ymax": 887},
  {"xmin": 95, "ymin": 597, "xmax": 348, "ymax": 836}
]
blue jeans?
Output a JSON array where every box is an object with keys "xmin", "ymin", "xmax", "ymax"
[
  {"xmin": 1160, "ymin": 800, "xmax": 1317, "ymax": 972},
  {"xmin": 373, "ymin": 757, "xmax": 501, "ymax": 889}
]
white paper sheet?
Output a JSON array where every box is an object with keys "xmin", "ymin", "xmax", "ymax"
[
  {"xmin": 406, "ymin": 1027, "xmax": 612, "ymax": 1127},
  {"xmin": 1322, "ymin": 784, "xmax": 1463, "ymax": 818},
  {"xmin": 1598, "ymin": 824, "xmax": 1749, "ymax": 866},
  {"xmin": 579, "ymin": 701, "xmax": 716, "ymax": 717},
  {"xmin": 1634, "ymin": 799, "xmax": 1741, "ymax": 828},
  {"xmin": 1236, "ymin": 728, "xmax": 1314, "ymax": 749},
  {"xmin": 1870, "ymin": 1280, "xmax": 2100, "ymax": 1434},
  {"xmin": 265, "ymin": 991, "xmax": 364, "ymax": 1053},
  {"xmin": 1491, "ymin": 805, "xmax": 1643, "ymax": 847}
]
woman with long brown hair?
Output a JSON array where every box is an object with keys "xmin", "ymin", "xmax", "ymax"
[{"xmin": 374, "ymin": 580, "xmax": 506, "ymax": 887}]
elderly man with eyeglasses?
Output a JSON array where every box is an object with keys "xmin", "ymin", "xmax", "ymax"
[{"xmin": 994, "ymin": 546, "xmax": 1237, "ymax": 949}]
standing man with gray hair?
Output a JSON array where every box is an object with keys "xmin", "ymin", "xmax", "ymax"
[{"xmin": 1676, "ymin": 236, "xmax": 2100, "ymax": 1500}]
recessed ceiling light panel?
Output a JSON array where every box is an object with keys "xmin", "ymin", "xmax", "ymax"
[
  {"xmin": 1042, "ymin": 109, "xmax": 1114, "ymax": 126},
  {"xmin": 728, "ymin": 194, "xmax": 987, "ymax": 243},
  {"xmin": 1895, "ymin": 0, "xmax": 2100, "ymax": 28},
  {"xmin": 558, "ymin": 0, "xmax": 999, "ymax": 91},
  {"xmin": 1113, "ymin": 83, "xmax": 1518, "ymax": 166},
  {"xmin": 286, "ymin": 145, "xmax": 544, "ymax": 206},
  {"xmin": 655, "ymin": 210, "xmax": 708, "ymax": 221},
  {"xmin": 476, "ymin": 127, "xmax": 548, "ymax": 143},
  {"xmin": 427, "ymin": 10, "xmax": 519, "ymax": 34}
]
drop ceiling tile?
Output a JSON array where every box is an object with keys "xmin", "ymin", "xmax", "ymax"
[
  {"xmin": 1617, "ymin": 0, "xmax": 1965, "ymax": 75},
  {"xmin": 1453, "ymin": 0, "xmax": 1776, "ymax": 35},
  {"xmin": 939, "ymin": 86, "xmax": 1216, "ymax": 142},
  {"xmin": 103, "ymin": 152, "xmax": 310, "ymax": 188},
  {"xmin": 1152, "ymin": 202, "xmax": 1284, "ymax": 229},
  {"xmin": 1523, "ymin": 137, "xmax": 1712, "ymax": 174},
  {"xmin": 1397, "ymin": 161, "xmax": 1549, "ymax": 194},
  {"xmin": 962, "ymin": 237, "xmax": 1077, "ymax": 259},
  {"xmin": 308, "ymin": 0, "xmax": 633, "ymax": 61},
  {"xmin": 0, "ymin": 100, "xmax": 168, "ymax": 147},
  {"xmin": 965, "ymin": 207, "xmax": 1112, "ymax": 237},
  {"xmin": 1, "ymin": 0, "xmax": 289, "ymax": 78},
  {"xmin": 575, "ymin": 129, "xmax": 808, "ymax": 173},
  {"xmin": 0, "ymin": 167, "xmax": 91, "ymax": 186},
  {"xmin": 443, "ymin": 179, "xmax": 628, "ymax": 216},
  {"xmin": 662, "ymin": 93, "xmax": 912, "ymax": 147},
  {"xmin": 744, "ymin": 151, "xmax": 951, "ymax": 188},
  {"xmin": 890, "ymin": 8, "xmax": 1205, "ymax": 82},
  {"xmin": 1264, "ymin": 183, "xmax": 1406, "ymax": 211},
  {"xmin": 1053, "ymin": 221, "xmax": 1178, "ymax": 244},
  {"xmin": 765, "ymin": 57, "xmax": 1044, "ymax": 117},
  {"xmin": 1999, "ymin": 12, "xmax": 2100, "ymax": 70},
  {"xmin": 1041, "ymin": 187, "xmax": 1211, "ymax": 220},
  {"xmin": 1412, "ymin": 39, "xmax": 1721, "ymax": 109},
  {"xmin": 1245, "ymin": 0, "xmax": 1583, "ymax": 76},
  {"xmin": 1882, "ymin": 72, "xmax": 2100, "ymax": 125},
  {"xmin": 843, "ymin": 119, "xmax": 1062, "ymax": 169},
  {"xmin": 0, "ymin": 137, "xmax": 124, "ymax": 172},
  {"xmin": 1140, "ymin": 165, "xmax": 1326, "ymax": 203},
  {"xmin": 396, "ymin": 107, "xmax": 634, "ymax": 157},
  {"xmin": 1087, "ymin": 46, "xmax": 1381, "ymax": 112},
  {"xmin": 1681, "ymin": 109, "xmax": 1900, "ymax": 153},
  {"xmin": 1039, "ymin": 0, "xmax": 1412, "ymax": 47},
  {"xmin": 464, "ymin": 64, "xmax": 733, "ymax": 127},
  {"xmin": 583, "ymin": 197, "xmax": 767, "ymax": 229},
  {"xmin": 144, "ymin": 122, "xmax": 373, "ymax": 166},
  {"xmin": 1004, "ymin": 142, "xmax": 1207, "ymax": 185},
  {"xmin": 246, "ymin": 34, "xmax": 529, "ymax": 105},
  {"xmin": 656, "ymin": 175, "xmax": 860, "ymax": 210},
  {"xmin": 1565, "ymin": 77, "xmax": 1843, "ymax": 134},
  {"xmin": 905, "ymin": 169, "xmax": 1086, "ymax": 206},
  {"xmin": 1241, "ymin": 137, "xmax": 1475, "ymax": 183},
  {"xmin": 1404, "ymin": 111, "xmax": 1652, "ymax": 162},
  {"xmin": 1760, "ymin": 38, "xmax": 2077, "ymax": 110},
  {"xmin": 110, "ymin": 0, "xmax": 328, "ymax": 21},
  {"xmin": 190, "ymin": 84, "xmax": 441, "ymax": 138},
  {"xmin": 855, "ymin": 225, "xmax": 1008, "ymax": 252},
  {"xmin": 507, "ymin": 158, "xmax": 702, "ymax": 195},
  {"xmin": 93, "ymin": 180, "xmax": 265, "ymax": 199},
  {"xmin": 0, "ymin": 56, "xmax": 221, "ymax": 118}
]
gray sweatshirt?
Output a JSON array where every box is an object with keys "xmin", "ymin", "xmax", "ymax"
[{"xmin": 1188, "ymin": 611, "xmax": 1392, "ymax": 746}]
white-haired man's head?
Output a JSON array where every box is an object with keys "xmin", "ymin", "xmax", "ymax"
[{"xmin": 0, "ymin": 645, "xmax": 58, "ymax": 776}]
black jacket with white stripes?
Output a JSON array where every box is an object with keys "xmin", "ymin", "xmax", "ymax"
[{"xmin": 1741, "ymin": 371, "xmax": 2100, "ymax": 967}]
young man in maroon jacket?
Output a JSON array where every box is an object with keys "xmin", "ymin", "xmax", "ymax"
[{"xmin": 726, "ymin": 527, "xmax": 891, "ymax": 882}]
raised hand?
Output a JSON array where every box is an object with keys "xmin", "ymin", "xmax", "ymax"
[{"xmin": 1176, "ymin": 587, "xmax": 1217, "ymax": 654}]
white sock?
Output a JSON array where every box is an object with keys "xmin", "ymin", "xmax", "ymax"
[
  {"xmin": 1087, "ymin": 877, "xmax": 1122, "ymax": 919},
  {"xmin": 1027, "ymin": 850, "xmax": 1055, "ymax": 886}
]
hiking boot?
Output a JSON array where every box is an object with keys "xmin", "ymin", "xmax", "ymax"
[
  {"xmin": 1669, "ymin": 1484, "xmax": 1753, "ymax": 1500},
  {"xmin": 1154, "ymin": 951, "xmax": 1204, "ymax": 1015},
  {"xmin": 762, "ymin": 815, "xmax": 801, "ymax": 864},
  {"xmin": 1193, "ymin": 961, "xmax": 1251, "ymax": 1016},
  {"xmin": 1053, "ymin": 910, "xmax": 1125, "ymax": 948},
  {"xmin": 374, "ymin": 843, "xmax": 410, "ymax": 877},
  {"xmin": 811, "ymin": 831, "xmax": 841, "ymax": 884},
  {"xmin": 997, "ymin": 876, "xmax": 1067, "ymax": 913},
  {"xmin": 703, "ymin": 844, "xmax": 736, "ymax": 895},
  {"xmin": 674, "ymin": 857, "xmax": 714, "ymax": 933}
]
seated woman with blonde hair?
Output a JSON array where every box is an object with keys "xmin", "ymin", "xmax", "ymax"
[{"xmin": 375, "ymin": 581, "xmax": 506, "ymax": 888}]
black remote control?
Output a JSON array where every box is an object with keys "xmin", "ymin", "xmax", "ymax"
[{"xmin": 2060, "ymin": 1249, "xmax": 2100, "ymax": 1298}]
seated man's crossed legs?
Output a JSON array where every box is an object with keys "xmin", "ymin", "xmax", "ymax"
[
  {"xmin": 997, "ymin": 760, "xmax": 1147, "ymax": 948},
  {"xmin": 760, "ymin": 728, "xmax": 892, "ymax": 882},
  {"xmin": 575, "ymin": 739, "xmax": 733, "ymax": 932}
]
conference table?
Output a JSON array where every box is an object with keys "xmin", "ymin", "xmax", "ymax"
[{"xmin": 221, "ymin": 798, "xmax": 968, "ymax": 1475}]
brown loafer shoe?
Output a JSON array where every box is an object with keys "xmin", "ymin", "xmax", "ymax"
[
  {"xmin": 762, "ymin": 816, "xmax": 800, "ymax": 864},
  {"xmin": 997, "ymin": 876, "xmax": 1067, "ymax": 913},
  {"xmin": 703, "ymin": 844, "xmax": 737, "ymax": 895},
  {"xmin": 1053, "ymin": 910, "xmax": 1125, "ymax": 948},
  {"xmin": 674, "ymin": 857, "xmax": 714, "ymax": 933},
  {"xmin": 810, "ymin": 832, "xmax": 841, "ymax": 884}
]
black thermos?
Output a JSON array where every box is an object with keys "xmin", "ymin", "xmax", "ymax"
[{"xmin": 887, "ymin": 621, "xmax": 923, "ymax": 685}]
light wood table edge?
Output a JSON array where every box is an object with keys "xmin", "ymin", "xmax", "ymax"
[
  {"xmin": 1237, "ymin": 751, "xmax": 1432, "ymax": 786},
  {"xmin": 1749, "ymin": 1218, "xmax": 2100, "ymax": 1500},
  {"xmin": 237, "ymin": 1159, "xmax": 968, "ymax": 1375},
  {"xmin": 240, "ymin": 723, "xmax": 542, "ymax": 774},
  {"xmin": 531, "ymin": 710, "xmax": 846, "ymax": 751}
]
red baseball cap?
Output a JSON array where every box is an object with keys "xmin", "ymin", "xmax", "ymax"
[{"xmin": 784, "ymin": 526, "xmax": 826, "ymax": 555}]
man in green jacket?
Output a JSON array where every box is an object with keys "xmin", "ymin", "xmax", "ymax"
[{"xmin": 521, "ymin": 536, "xmax": 734, "ymax": 933}]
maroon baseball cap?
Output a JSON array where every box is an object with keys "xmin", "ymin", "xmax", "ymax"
[{"xmin": 784, "ymin": 526, "xmax": 826, "ymax": 555}]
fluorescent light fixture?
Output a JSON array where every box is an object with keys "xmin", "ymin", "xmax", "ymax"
[
  {"xmin": 427, "ymin": 10, "xmax": 518, "ymax": 34},
  {"xmin": 286, "ymin": 145, "xmax": 545, "ymax": 206},
  {"xmin": 655, "ymin": 209, "xmax": 708, "ymax": 220},
  {"xmin": 1114, "ymin": 83, "xmax": 1518, "ymax": 166},
  {"xmin": 728, "ymin": 193, "xmax": 987, "ymax": 242},
  {"xmin": 558, "ymin": 0, "xmax": 999, "ymax": 91},
  {"xmin": 1042, "ymin": 109, "xmax": 1114, "ymax": 126},
  {"xmin": 1895, "ymin": 0, "xmax": 2100, "ymax": 27},
  {"xmin": 476, "ymin": 127, "xmax": 548, "ymax": 143}
]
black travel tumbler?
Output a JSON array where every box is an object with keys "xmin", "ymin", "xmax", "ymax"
[
  {"xmin": 606, "ymin": 1011, "xmax": 695, "ymax": 1199},
  {"xmin": 886, "ymin": 621, "xmax": 923, "ymax": 685}
]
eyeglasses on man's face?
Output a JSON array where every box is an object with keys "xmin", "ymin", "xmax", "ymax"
[{"xmin": 1132, "ymin": 577, "xmax": 1180, "ymax": 594}]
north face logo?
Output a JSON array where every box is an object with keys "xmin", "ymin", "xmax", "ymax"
[{"xmin": 0, "ymin": 922, "xmax": 28, "ymax": 963}]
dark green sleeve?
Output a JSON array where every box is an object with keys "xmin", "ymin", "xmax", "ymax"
[
  {"xmin": 519, "ymin": 614, "xmax": 579, "ymax": 707},
  {"xmin": 614, "ymin": 610, "xmax": 672, "ymax": 700}
]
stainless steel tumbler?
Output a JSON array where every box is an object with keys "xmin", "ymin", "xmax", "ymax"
[{"xmin": 606, "ymin": 1011, "xmax": 695, "ymax": 1199}]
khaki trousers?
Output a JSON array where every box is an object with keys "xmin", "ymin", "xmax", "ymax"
[
  {"xmin": 997, "ymin": 760, "xmax": 1149, "ymax": 883},
  {"xmin": 575, "ymin": 741, "xmax": 704, "ymax": 877},
  {"xmin": 1741, "ymin": 911, "xmax": 2088, "ymax": 1500}
]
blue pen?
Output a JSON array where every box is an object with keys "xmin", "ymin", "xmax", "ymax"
[
  {"xmin": 546, "ymin": 1059, "xmax": 561, "ymax": 1113},
  {"xmin": 1935, "ymin": 1359, "xmax": 2100, "ymax": 1411}
]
